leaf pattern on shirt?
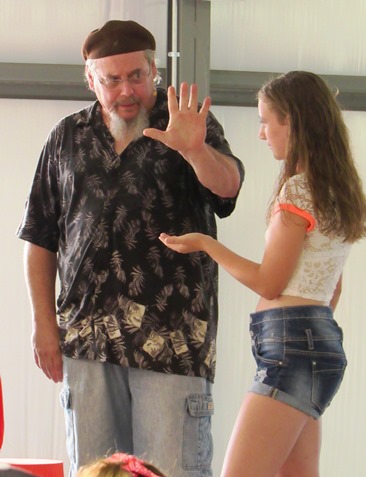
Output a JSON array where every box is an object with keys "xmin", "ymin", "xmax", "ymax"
[
  {"xmin": 124, "ymin": 219, "xmax": 141, "ymax": 251},
  {"xmin": 154, "ymin": 284, "xmax": 174, "ymax": 311},
  {"xmin": 111, "ymin": 251, "xmax": 126, "ymax": 283},
  {"xmin": 113, "ymin": 205, "xmax": 128, "ymax": 231},
  {"xmin": 146, "ymin": 246, "xmax": 163, "ymax": 278},
  {"xmin": 129, "ymin": 266, "xmax": 145, "ymax": 296},
  {"xmin": 120, "ymin": 171, "xmax": 139, "ymax": 195},
  {"xmin": 173, "ymin": 266, "xmax": 190, "ymax": 298},
  {"xmin": 16, "ymin": 89, "xmax": 244, "ymax": 382}
]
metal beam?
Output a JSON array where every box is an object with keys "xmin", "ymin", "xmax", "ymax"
[
  {"xmin": 167, "ymin": 0, "xmax": 211, "ymax": 101},
  {"xmin": 0, "ymin": 63, "xmax": 93, "ymax": 101},
  {"xmin": 210, "ymin": 70, "xmax": 366, "ymax": 111},
  {"xmin": 1, "ymin": 63, "xmax": 366, "ymax": 111}
]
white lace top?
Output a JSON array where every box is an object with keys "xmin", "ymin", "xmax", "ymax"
[{"xmin": 272, "ymin": 173, "xmax": 351, "ymax": 303}]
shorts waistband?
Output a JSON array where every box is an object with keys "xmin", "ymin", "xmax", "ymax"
[{"xmin": 250, "ymin": 305, "xmax": 333, "ymax": 325}]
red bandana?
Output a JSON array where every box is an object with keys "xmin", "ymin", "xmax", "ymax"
[{"xmin": 106, "ymin": 453, "xmax": 161, "ymax": 477}]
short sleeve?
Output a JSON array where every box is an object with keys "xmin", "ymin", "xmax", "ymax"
[
  {"xmin": 274, "ymin": 174, "xmax": 316, "ymax": 232},
  {"xmin": 16, "ymin": 123, "xmax": 62, "ymax": 252}
]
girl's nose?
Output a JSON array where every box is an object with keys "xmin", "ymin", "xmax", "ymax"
[{"xmin": 258, "ymin": 125, "xmax": 266, "ymax": 140}]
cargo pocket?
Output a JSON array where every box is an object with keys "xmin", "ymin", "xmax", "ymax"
[
  {"xmin": 183, "ymin": 394, "xmax": 214, "ymax": 472},
  {"xmin": 59, "ymin": 386, "xmax": 76, "ymax": 471}
]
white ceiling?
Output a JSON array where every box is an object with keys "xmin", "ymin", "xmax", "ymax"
[
  {"xmin": 0, "ymin": 0, "xmax": 168, "ymax": 65},
  {"xmin": 0, "ymin": 0, "xmax": 365, "ymax": 76}
]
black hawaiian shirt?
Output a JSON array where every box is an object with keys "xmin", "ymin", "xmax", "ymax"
[{"xmin": 17, "ymin": 88, "xmax": 244, "ymax": 382}]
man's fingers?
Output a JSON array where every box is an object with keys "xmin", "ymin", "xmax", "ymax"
[
  {"xmin": 200, "ymin": 96, "xmax": 212, "ymax": 115},
  {"xmin": 34, "ymin": 348, "xmax": 63, "ymax": 383},
  {"xmin": 188, "ymin": 84, "xmax": 199, "ymax": 111},
  {"xmin": 179, "ymin": 82, "xmax": 190, "ymax": 110},
  {"xmin": 167, "ymin": 85, "xmax": 179, "ymax": 114},
  {"xmin": 49, "ymin": 356, "xmax": 64, "ymax": 383},
  {"xmin": 143, "ymin": 128, "xmax": 165, "ymax": 143}
]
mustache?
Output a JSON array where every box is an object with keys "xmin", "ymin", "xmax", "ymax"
[{"xmin": 113, "ymin": 97, "xmax": 140, "ymax": 108}]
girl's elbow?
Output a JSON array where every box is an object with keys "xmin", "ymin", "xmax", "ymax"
[
  {"xmin": 261, "ymin": 291, "xmax": 281, "ymax": 301},
  {"xmin": 259, "ymin": 284, "xmax": 283, "ymax": 300}
]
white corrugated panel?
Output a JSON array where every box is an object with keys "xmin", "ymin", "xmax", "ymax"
[{"xmin": 211, "ymin": 0, "xmax": 366, "ymax": 75}]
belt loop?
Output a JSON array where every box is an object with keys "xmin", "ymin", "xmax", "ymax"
[{"xmin": 305, "ymin": 329, "xmax": 314, "ymax": 350}]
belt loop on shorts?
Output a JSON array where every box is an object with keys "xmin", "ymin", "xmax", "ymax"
[
  {"xmin": 269, "ymin": 387, "xmax": 278, "ymax": 398},
  {"xmin": 305, "ymin": 329, "xmax": 314, "ymax": 350}
]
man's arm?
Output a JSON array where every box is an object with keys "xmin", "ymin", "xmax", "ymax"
[
  {"xmin": 24, "ymin": 242, "xmax": 63, "ymax": 383},
  {"xmin": 143, "ymin": 82, "xmax": 241, "ymax": 198},
  {"xmin": 181, "ymin": 142, "xmax": 241, "ymax": 198}
]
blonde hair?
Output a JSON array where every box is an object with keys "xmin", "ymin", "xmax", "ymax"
[
  {"xmin": 77, "ymin": 460, "xmax": 131, "ymax": 477},
  {"xmin": 76, "ymin": 453, "xmax": 167, "ymax": 477},
  {"xmin": 258, "ymin": 71, "xmax": 366, "ymax": 242}
]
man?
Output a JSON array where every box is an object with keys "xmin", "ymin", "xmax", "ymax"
[{"xmin": 17, "ymin": 20, "xmax": 244, "ymax": 477}]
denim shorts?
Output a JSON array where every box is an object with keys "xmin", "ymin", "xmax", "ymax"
[{"xmin": 249, "ymin": 305, "xmax": 347, "ymax": 419}]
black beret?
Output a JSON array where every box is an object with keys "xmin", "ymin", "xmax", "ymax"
[{"xmin": 82, "ymin": 20, "xmax": 156, "ymax": 60}]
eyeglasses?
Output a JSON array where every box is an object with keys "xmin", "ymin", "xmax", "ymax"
[{"xmin": 95, "ymin": 67, "xmax": 151, "ymax": 90}]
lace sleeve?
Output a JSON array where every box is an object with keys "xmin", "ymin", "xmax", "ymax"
[{"xmin": 274, "ymin": 174, "xmax": 316, "ymax": 232}]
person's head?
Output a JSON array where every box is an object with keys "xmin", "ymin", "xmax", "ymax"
[
  {"xmin": 76, "ymin": 453, "xmax": 167, "ymax": 477},
  {"xmin": 257, "ymin": 93, "xmax": 289, "ymax": 162},
  {"xmin": 257, "ymin": 70, "xmax": 349, "ymax": 174},
  {"xmin": 82, "ymin": 20, "xmax": 160, "ymax": 141},
  {"xmin": 259, "ymin": 71, "xmax": 366, "ymax": 241}
]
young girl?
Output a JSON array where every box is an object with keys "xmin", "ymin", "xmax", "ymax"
[
  {"xmin": 159, "ymin": 71, "xmax": 366, "ymax": 477},
  {"xmin": 76, "ymin": 453, "xmax": 167, "ymax": 477}
]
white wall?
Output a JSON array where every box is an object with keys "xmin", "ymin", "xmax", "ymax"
[
  {"xmin": 0, "ymin": 99, "xmax": 87, "ymax": 462},
  {"xmin": 0, "ymin": 0, "xmax": 167, "ymax": 66},
  {"xmin": 211, "ymin": 105, "xmax": 366, "ymax": 477},
  {"xmin": 211, "ymin": 0, "xmax": 366, "ymax": 75},
  {"xmin": 1, "ymin": 98, "xmax": 365, "ymax": 477}
]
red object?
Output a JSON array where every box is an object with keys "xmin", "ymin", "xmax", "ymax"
[
  {"xmin": 0, "ymin": 379, "xmax": 64, "ymax": 477},
  {"xmin": 0, "ymin": 460, "xmax": 64, "ymax": 477},
  {"xmin": 107, "ymin": 453, "xmax": 161, "ymax": 477},
  {"xmin": 0, "ymin": 377, "xmax": 4, "ymax": 448}
]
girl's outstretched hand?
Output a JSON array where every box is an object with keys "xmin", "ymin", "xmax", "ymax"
[{"xmin": 159, "ymin": 232, "xmax": 207, "ymax": 253}]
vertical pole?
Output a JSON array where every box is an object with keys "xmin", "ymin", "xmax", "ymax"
[
  {"xmin": 167, "ymin": 0, "xmax": 210, "ymax": 101},
  {"xmin": 167, "ymin": 0, "xmax": 180, "ymax": 89}
]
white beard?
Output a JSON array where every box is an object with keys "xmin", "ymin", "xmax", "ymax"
[{"xmin": 109, "ymin": 108, "xmax": 149, "ymax": 143}]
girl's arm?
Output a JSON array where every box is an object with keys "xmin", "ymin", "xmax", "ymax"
[{"xmin": 160, "ymin": 210, "xmax": 307, "ymax": 299}]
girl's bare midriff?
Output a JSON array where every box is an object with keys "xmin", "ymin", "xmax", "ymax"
[{"xmin": 256, "ymin": 295, "xmax": 328, "ymax": 312}]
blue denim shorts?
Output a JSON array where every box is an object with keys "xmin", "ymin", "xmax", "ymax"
[{"xmin": 249, "ymin": 306, "xmax": 347, "ymax": 419}]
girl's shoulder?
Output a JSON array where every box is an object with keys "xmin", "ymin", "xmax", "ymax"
[
  {"xmin": 280, "ymin": 173, "xmax": 309, "ymax": 198},
  {"xmin": 279, "ymin": 173, "xmax": 314, "ymax": 214}
]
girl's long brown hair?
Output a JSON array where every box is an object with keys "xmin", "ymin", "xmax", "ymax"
[{"xmin": 258, "ymin": 71, "xmax": 366, "ymax": 242}]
